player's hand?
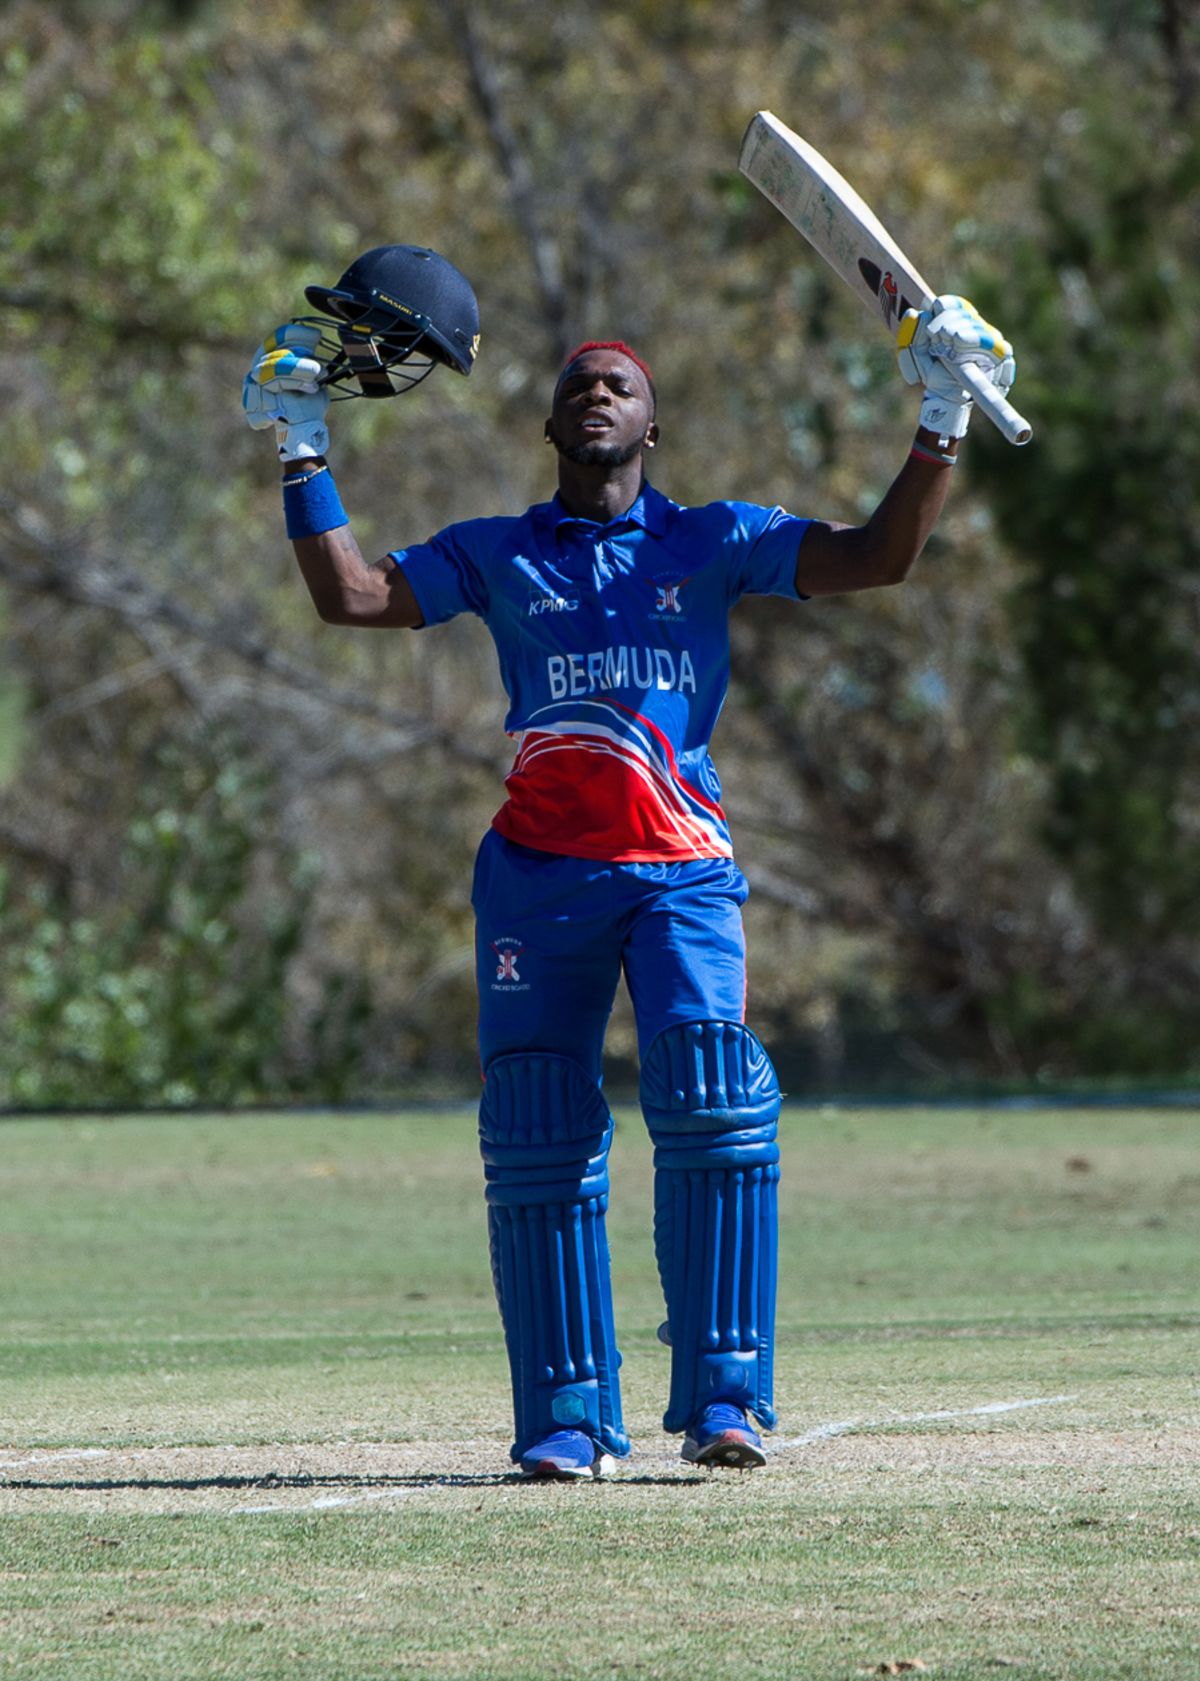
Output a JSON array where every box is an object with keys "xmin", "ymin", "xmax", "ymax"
[
  {"xmin": 896, "ymin": 295, "xmax": 1016, "ymax": 439},
  {"xmin": 242, "ymin": 323, "xmax": 331, "ymax": 460}
]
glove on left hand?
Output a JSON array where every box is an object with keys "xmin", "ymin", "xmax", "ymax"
[
  {"xmin": 897, "ymin": 295, "xmax": 1016, "ymax": 439},
  {"xmin": 242, "ymin": 323, "xmax": 331, "ymax": 460}
]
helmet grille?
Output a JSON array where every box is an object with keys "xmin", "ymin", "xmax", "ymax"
[{"xmin": 289, "ymin": 313, "xmax": 436, "ymax": 400}]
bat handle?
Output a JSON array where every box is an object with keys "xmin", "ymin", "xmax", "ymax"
[{"xmin": 956, "ymin": 361, "xmax": 1033, "ymax": 447}]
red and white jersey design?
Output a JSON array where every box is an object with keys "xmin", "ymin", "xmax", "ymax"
[
  {"xmin": 497, "ymin": 697, "xmax": 732, "ymax": 862},
  {"xmin": 392, "ymin": 484, "xmax": 810, "ymax": 862}
]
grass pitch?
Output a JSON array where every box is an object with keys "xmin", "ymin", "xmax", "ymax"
[{"xmin": 1, "ymin": 1105, "xmax": 1197, "ymax": 1680}]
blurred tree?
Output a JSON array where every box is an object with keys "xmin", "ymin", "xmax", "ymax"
[
  {"xmin": 967, "ymin": 22, "xmax": 1200, "ymax": 1070},
  {"xmin": 1, "ymin": 0, "xmax": 1195, "ymax": 1099},
  {"xmin": 0, "ymin": 734, "xmax": 370, "ymax": 1106}
]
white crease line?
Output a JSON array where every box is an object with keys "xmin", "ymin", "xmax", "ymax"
[
  {"xmin": 0, "ymin": 1448, "xmax": 110, "ymax": 1470},
  {"xmin": 767, "ymin": 1393, "xmax": 1078, "ymax": 1453},
  {"xmin": 233, "ymin": 1488, "xmax": 421, "ymax": 1515},
  {"xmin": 3, "ymin": 1400, "xmax": 1079, "ymax": 1495}
]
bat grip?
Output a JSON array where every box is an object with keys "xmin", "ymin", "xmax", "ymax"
[{"xmin": 957, "ymin": 362, "xmax": 1033, "ymax": 447}]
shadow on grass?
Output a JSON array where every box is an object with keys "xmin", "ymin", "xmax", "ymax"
[{"xmin": 3, "ymin": 1470, "xmax": 713, "ymax": 1491}]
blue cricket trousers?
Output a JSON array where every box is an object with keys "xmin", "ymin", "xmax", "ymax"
[{"xmin": 471, "ymin": 830, "xmax": 750, "ymax": 1076}]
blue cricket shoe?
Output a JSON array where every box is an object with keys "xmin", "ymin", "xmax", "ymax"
[
  {"xmin": 681, "ymin": 1402, "xmax": 768, "ymax": 1469},
  {"xmin": 519, "ymin": 1429, "xmax": 615, "ymax": 1481}
]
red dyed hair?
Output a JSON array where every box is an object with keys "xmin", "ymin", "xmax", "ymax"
[{"xmin": 559, "ymin": 340, "xmax": 654, "ymax": 390}]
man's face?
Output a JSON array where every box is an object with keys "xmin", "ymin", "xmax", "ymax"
[{"xmin": 546, "ymin": 351, "xmax": 657, "ymax": 467}]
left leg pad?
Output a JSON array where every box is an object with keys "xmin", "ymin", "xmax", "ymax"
[{"xmin": 641, "ymin": 1021, "xmax": 781, "ymax": 1434}]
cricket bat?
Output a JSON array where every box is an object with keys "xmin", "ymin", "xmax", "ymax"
[{"xmin": 738, "ymin": 111, "xmax": 1032, "ymax": 446}]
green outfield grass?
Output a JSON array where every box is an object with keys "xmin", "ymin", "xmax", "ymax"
[{"xmin": 1, "ymin": 1106, "xmax": 1197, "ymax": 1680}]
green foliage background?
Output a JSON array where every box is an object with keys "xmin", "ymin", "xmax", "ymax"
[{"xmin": 1, "ymin": 0, "xmax": 1197, "ymax": 1103}]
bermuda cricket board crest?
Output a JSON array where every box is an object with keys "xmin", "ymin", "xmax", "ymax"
[
  {"xmin": 490, "ymin": 937, "xmax": 529, "ymax": 991},
  {"xmin": 648, "ymin": 575, "xmax": 688, "ymax": 622}
]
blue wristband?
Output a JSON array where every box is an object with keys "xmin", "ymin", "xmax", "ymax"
[{"xmin": 283, "ymin": 466, "xmax": 348, "ymax": 539}]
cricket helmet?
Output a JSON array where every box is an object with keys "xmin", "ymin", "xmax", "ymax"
[{"xmin": 298, "ymin": 245, "xmax": 481, "ymax": 398}]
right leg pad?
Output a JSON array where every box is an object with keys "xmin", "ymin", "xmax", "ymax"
[{"xmin": 479, "ymin": 1053, "xmax": 629, "ymax": 1461}]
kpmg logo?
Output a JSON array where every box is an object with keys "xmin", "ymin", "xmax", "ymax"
[{"xmin": 528, "ymin": 592, "xmax": 579, "ymax": 617}]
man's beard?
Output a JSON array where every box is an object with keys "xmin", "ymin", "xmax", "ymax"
[{"xmin": 551, "ymin": 433, "xmax": 644, "ymax": 468}]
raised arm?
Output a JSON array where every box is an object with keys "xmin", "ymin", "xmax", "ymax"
[
  {"xmin": 243, "ymin": 324, "xmax": 423, "ymax": 629},
  {"xmin": 284, "ymin": 459, "xmax": 424, "ymax": 628},
  {"xmin": 794, "ymin": 425, "xmax": 958, "ymax": 597},
  {"xmin": 794, "ymin": 295, "xmax": 1017, "ymax": 599}
]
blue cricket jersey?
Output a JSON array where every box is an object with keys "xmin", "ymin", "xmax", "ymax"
[{"xmin": 391, "ymin": 483, "xmax": 810, "ymax": 862}]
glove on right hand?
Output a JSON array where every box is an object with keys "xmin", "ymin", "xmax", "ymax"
[
  {"xmin": 896, "ymin": 295, "xmax": 1016, "ymax": 439},
  {"xmin": 242, "ymin": 323, "xmax": 331, "ymax": 460}
]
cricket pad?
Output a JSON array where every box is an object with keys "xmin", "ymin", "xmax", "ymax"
[
  {"xmin": 641, "ymin": 1020, "xmax": 781, "ymax": 1434},
  {"xmin": 479, "ymin": 1052, "xmax": 629, "ymax": 1461}
]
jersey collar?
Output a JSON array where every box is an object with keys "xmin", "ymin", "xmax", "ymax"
[{"xmin": 546, "ymin": 481, "xmax": 670, "ymax": 539}]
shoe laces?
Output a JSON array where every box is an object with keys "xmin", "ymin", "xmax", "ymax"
[
  {"xmin": 533, "ymin": 1429, "xmax": 595, "ymax": 1459},
  {"xmin": 697, "ymin": 1401, "xmax": 751, "ymax": 1433}
]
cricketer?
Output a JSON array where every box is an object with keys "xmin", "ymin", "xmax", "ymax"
[{"xmin": 243, "ymin": 244, "xmax": 1017, "ymax": 1478}]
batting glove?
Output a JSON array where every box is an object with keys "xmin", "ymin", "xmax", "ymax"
[
  {"xmin": 896, "ymin": 295, "xmax": 1016, "ymax": 439},
  {"xmin": 242, "ymin": 323, "xmax": 331, "ymax": 460}
]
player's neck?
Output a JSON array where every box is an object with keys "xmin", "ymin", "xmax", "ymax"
[{"xmin": 555, "ymin": 459, "xmax": 646, "ymax": 526}]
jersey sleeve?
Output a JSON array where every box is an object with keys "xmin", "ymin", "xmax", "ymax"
[
  {"xmin": 388, "ymin": 523, "xmax": 490, "ymax": 627},
  {"xmin": 727, "ymin": 504, "xmax": 812, "ymax": 603}
]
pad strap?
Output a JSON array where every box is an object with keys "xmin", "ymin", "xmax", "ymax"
[
  {"xmin": 641, "ymin": 1021, "xmax": 781, "ymax": 1433},
  {"xmin": 480, "ymin": 1053, "xmax": 629, "ymax": 1461}
]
